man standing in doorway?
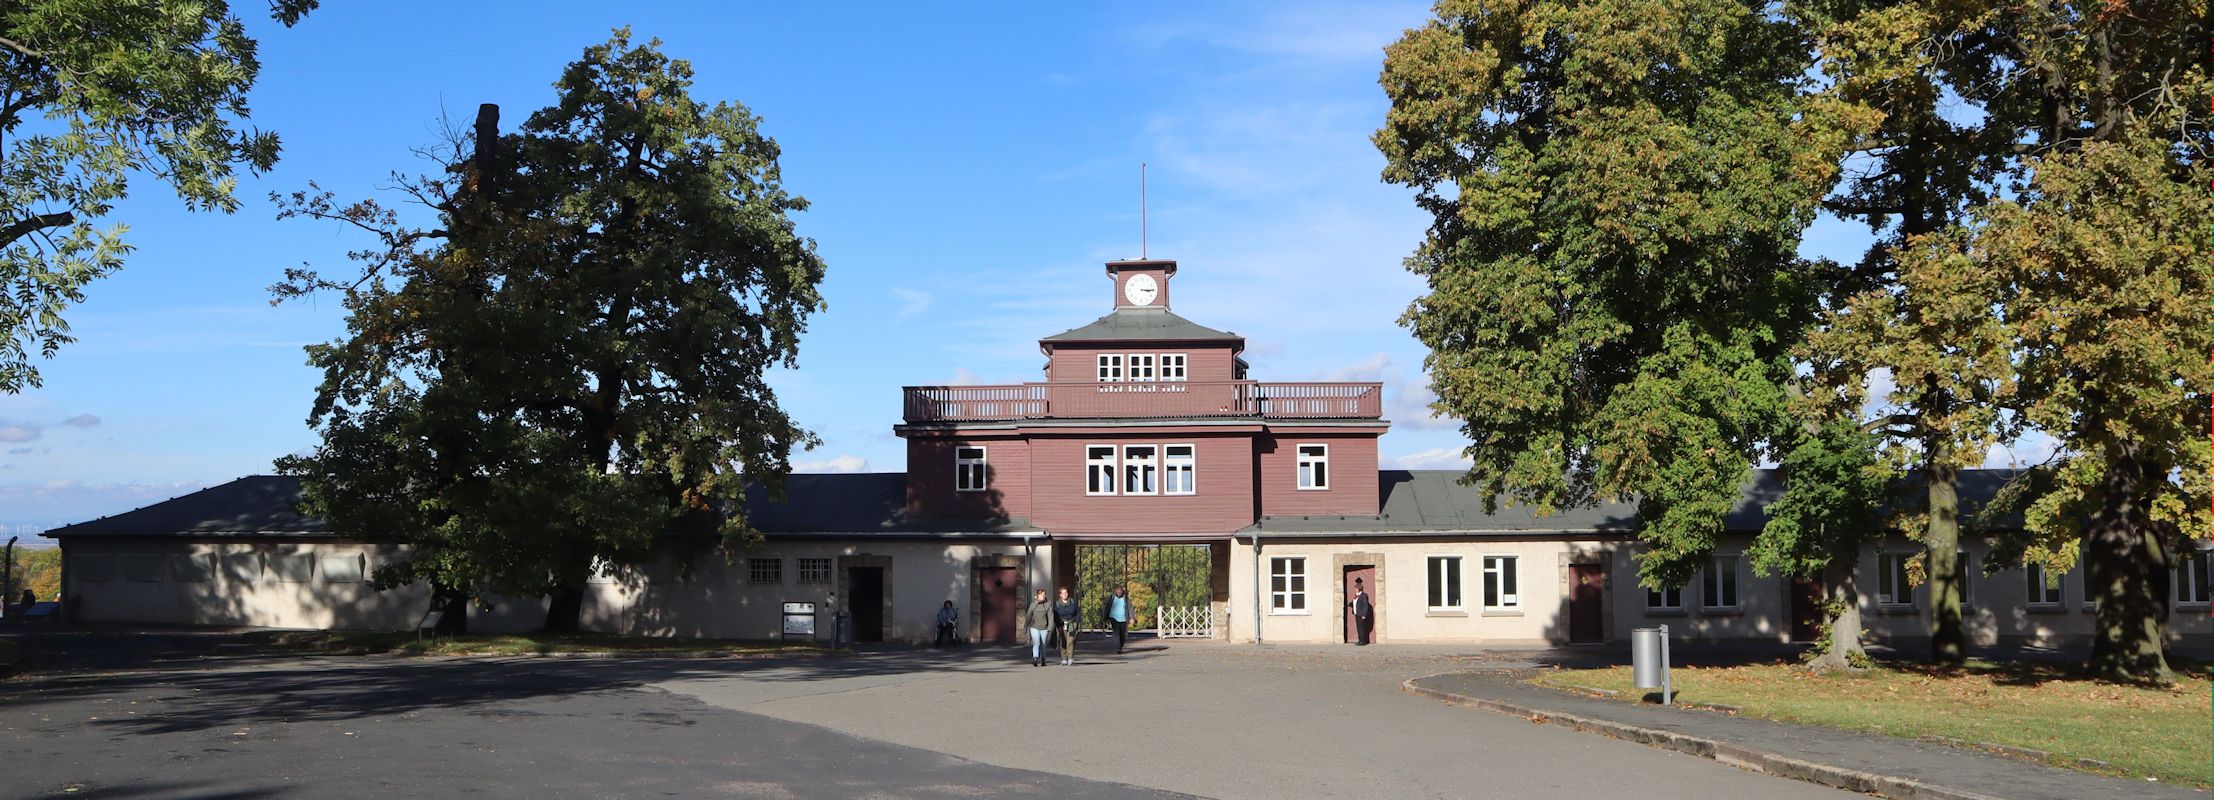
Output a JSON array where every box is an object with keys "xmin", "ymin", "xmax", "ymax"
[
  {"xmin": 1053, "ymin": 586, "xmax": 1081, "ymax": 665},
  {"xmin": 935, "ymin": 600, "xmax": 959, "ymax": 647},
  {"xmin": 1104, "ymin": 585, "xmax": 1131, "ymax": 654},
  {"xmin": 1349, "ymin": 577, "xmax": 1373, "ymax": 646}
]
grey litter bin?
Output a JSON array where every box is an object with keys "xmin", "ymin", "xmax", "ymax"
[{"xmin": 1631, "ymin": 624, "xmax": 1672, "ymax": 706}]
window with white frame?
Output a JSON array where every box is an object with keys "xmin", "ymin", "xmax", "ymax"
[
  {"xmin": 1269, "ymin": 557, "xmax": 1307, "ymax": 612},
  {"xmin": 1163, "ymin": 444, "xmax": 1196, "ymax": 495},
  {"xmin": 1086, "ymin": 445, "xmax": 1118, "ymax": 495},
  {"xmin": 1647, "ymin": 584, "xmax": 1684, "ymax": 611},
  {"xmin": 321, "ymin": 553, "xmax": 364, "ymax": 583},
  {"xmin": 1128, "ymin": 354, "xmax": 1156, "ymax": 382},
  {"xmin": 797, "ymin": 557, "xmax": 833, "ymax": 585},
  {"xmin": 1296, "ymin": 444, "xmax": 1329, "ymax": 490},
  {"xmin": 1703, "ymin": 555, "xmax": 1740, "ymax": 609},
  {"xmin": 749, "ymin": 558, "xmax": 782, "ymax": 585},
  {"xmin": 1481, "ymin": 555, "xmax": 1519, "ymax": 610},
  {"xmin": 1160, "ymin": 353, "xmax": 1187, "ymax": 381},
  {"xmin": 2025, "ymin": 563, "xmax": 2063, "ymax": 606},
  {"xmin": 1096, "ymin": 354, "xmax": 1123, "ymax": 382},
  {"xmin": 1122, "ymin": 445, "xmax": 1158, "ymax": 495},
  {"xmin": 1427, "ymin": 556, "xmax": 1463, "ymax": 610},
  {"xmin": 1876, "ymin": 553, "xmax": 1912, "ymax": 606},
  {"xmin": 954, "ymin": 446, "xmax": 987, "ymax": 492},
  {"xmin": 2177, "ymin": 551, "xmax": 2211, "ymax": 605}
]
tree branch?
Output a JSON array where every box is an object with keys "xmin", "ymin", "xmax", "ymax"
[
  {"xmin": 0, "ymin": 36, "xmax": 43, "ymax": 58},
  {"xmin": 0, "ymin": 211, "xmax": 74, "ymax": 247}
]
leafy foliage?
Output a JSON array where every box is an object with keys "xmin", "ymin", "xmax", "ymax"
[
  {"xmin": 1751, "ymin": 418, "xmax": 1894, "ymax": 581},
  {"xmin": 276, "ymin": 30, "xmax": 826, "ymax": 630},
  {"xmin": 0, "ymin": 0, "xmax": 314, "ymax": 391}
]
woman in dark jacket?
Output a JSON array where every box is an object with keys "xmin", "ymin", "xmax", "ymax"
[
  {"xmin": 1052, "ymin": 587, "xmax": 1080, "ymax": 666},
  {"xmin": 1025, "ymin": 589, "xmax": 1054, "ymax": 667}
]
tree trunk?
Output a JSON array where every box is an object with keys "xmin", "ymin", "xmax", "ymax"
[
  {"xmin": 1926, "ymin": 456, "xmax": 1964, "ymax": 667},
  {"xmin": 1808, "ymin": 555, "xmax": 1867, "ymax": 673},
  {"xmin": 433, "ymin": 583, "xmax": 469, "ymax": 635},
  {"xmin": 2085, "ymin": 444, "xmax": 2173, "ymax": 684},
  {"xmin": 543, "ymin": 584, "xmax": 586, "ymax": 633}
]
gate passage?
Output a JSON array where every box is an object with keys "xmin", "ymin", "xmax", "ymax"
[{"xmin": 1074, "ymin": 544, "xmax": 1213, "ymax": 636}]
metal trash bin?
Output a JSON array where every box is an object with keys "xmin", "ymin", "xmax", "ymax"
[{"xmin": 1631, "ymin": 624, "xmax": 1673, "ymax": 705}]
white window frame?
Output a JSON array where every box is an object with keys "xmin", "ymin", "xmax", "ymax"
[
  {"xmin": 1480, "ymin": 554, "xmax": 1519, "ymax": 610},
  {"xmin": 1427, "ymin": 555, "xmax": 1464, "ymax": 611},
  {"xmin": 1162, "ymin": 444, "xmax": 1196, "ymax": 495},
  {"xmin": 1085, "ymin": 445, "xmax": 1119, "ymax": 496},
  {"xmin": 1096, "ymin": 354, "xmax": 1123, "ymax": 383},
  {"xmin": 321, "ymin": 552, "xmax": 365, "ymax": 583},
  {"xmin": 1702, "ymin": 555, "xmax": 1741, "ymax": 610},
  {"xmin": 954, "ymin": 445, "xmax": 987, "ymax": 492},
  {"xmin": 2025, "ymin": 563, "xmax": 2064, "ymax": 607},
  {"xmin": 749, "ymin": 557, "xmax": 783, "ymax": 585},
  {"xmin": 1159, "ymin": 353, "xmax": 1187, "ymax": 382},
  {"xmin": 1269, "ymin": 557, "xmax": 1308, "ymax": 614},
  {"xmin": 1647, "ymin": 584, "xmax": 1685, "ymax": 611},
  {"xmin": 1128, "ymin": 353, "xmax": 1156, "ymax": 382},
  {"xmin": 1876, "ymin": 552, "xmax": 1913, "ymax": 607},
  {"xmin": 1122, "ymin": 444, "xmax": 1158, "ymax": 495},
  {"xmin": 797, "ymin": 557, "xmax": 833, "ymax": 585},
  {"xmin": 1296, "ymin": 443, "xmax": 1329, "ymax": 490},
  {"xmin": 2177, "ymin": 551, "xmax": 2212, "ymax": 606}
]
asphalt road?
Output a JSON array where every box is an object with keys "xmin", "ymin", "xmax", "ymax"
[{"xmin": 0, "ymin": 635, "xmax": 1851, "ymax": 799}]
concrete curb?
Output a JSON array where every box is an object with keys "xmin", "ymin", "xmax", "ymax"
[{"xmin": 1402, "ymin": 677, "xmax": 2009, "ymax": 800}]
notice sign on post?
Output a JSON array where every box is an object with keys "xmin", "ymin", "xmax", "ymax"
[{"xmin": 782, "ymin": 602, "xmax": 816, "ymax": 637}]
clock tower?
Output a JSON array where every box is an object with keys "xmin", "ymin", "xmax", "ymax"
[{"xmin": 1108, "ymin": 259, "xmax": 1175, "ymax": 309}]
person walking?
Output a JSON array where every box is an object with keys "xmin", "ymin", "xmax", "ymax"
[
  {"xmin": 1103, "ymin": 585, "xmax": 1132, "ymax": 654},
  {"xmin": 1025, "ymin": 589, "xmax": 1054, "ymax": 667},
  {"xmin": 1348, "ymin": 577, "xmax": 1374, "ymax": 646},
  {"xmin": 1053, "ymin": 586, "xmax": 1081, "ymax": 665},
  {"xmin": 935, "ymin": 600, "xmax": 959, "ymax": 647}
]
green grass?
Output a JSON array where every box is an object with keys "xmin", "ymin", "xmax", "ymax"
[
  {"xmin": 1535, "ymin": 659, "xmax": 2212, "ymax": 788},
  {"xmin": 256, "ymin": 630, "xmax": 831, "ymax": 658}
]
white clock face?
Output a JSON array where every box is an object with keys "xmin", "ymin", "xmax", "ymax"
[{"xmin": 1123, "ymin": 274, "xmax": 1159, "ymax": 306}]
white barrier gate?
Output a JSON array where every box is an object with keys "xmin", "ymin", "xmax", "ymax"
[{"xmin": 1156, "ymin": 605, "xmax": 1213, "ymax": 638}]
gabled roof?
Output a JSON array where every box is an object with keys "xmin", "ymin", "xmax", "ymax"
[
  {"xmin": 44, "ymin": 475, "xmax": 331, "ymax": 537},
  {"xmin": 1040, "ymin": 307, "xmax": 1242, "ymax": 343},
  {"xmin": 742, "ymin": 473, "xmax": 1035, "ymax": 534}
]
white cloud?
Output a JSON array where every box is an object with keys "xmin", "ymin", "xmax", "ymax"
[
  {"xmin": 0, "ymin": 425, "xmax": 35, "ymax": 443},
  {"xmin": 1384, "ymin": 447, "xmax": 1471, "ymax": 471},
  {"xmin": 58, "ymin": 414, "xmax": 99, "ymax": 428},
  {"xmin": 891, "ymin": 288, "xmax": 934, "ymax": 321},
  {"xmin": 793, "ymin": 454, "xmax": 870, "ymax": 474},
  {"xmin": 949, "ymin": 367, "xmax": 984, "ymax": 386}
]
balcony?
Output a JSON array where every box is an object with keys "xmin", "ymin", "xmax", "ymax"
[{"xmin": 901, "ymin": 381, "xmax": 1383, "ymax": 423}]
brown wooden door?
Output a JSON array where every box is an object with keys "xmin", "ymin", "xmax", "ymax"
[
  {"xmin": 1569, "ymin": 564, "xmax": 1604, "ymax": 643},
  {"xmin": 979, "ymin": 566, "xmax": 1018, "ymax": 643},
  {"xmin": 1790, "ymin": 577, "xmax": 1825, "ymax": 642},
  {"xmin": 1343, "ymin": 565, "xmax": 1376, "ymax": 643}
]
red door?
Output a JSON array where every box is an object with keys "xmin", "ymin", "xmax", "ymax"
[
  {"xmin": 979, "ymin": 567, "xmax": 1018, "ymax": 644},
  {"xmin": 1569, "ymin": 564, "xmax": 1604, "ymax": 643},
  {"xmin": 1790, "ymin": 577, "xmax": 1825, "ymax": 642},
  {"xmin": 1343, "ymin": 565, "xmax": 1376, "ymax": 643}
]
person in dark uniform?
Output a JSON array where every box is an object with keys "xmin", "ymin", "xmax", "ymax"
[{"xmin": 1349, "ymin": 577, "xmax": 1374, "ymax": 645}]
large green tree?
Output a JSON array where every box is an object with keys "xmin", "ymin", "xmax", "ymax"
[
  {"xmin": 276, "ymin": 30, "xmax": 826, "ymax": 632},
  {"xmin": 0, "ymin": 0, "xmax": 314, "ymax": 391},
  {"xmin": 1749, "ymin": 416, "xmax": 1894, "ymax": 671},
  {"xmin": 1375, "ymin": 0, "xmax": 1842, "ymax": 590}
]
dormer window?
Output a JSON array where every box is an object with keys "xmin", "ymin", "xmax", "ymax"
[
  {"xmin": 1097, "ymin": 354, "xmax": 1123, "ymax": 382},
  {"xmin": 954, "ymin": 446, "xmax": 987, "ymax": 492},
  {"xmin": 1160, "ymin": 354, "xmax": 1187, "ymax": 381},
  {"xmin": 1129, "ymin": 354, "xmax": 1156, "ymax": 382}
]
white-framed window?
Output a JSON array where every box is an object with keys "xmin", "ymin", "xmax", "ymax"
[
  {"xmin": 2026, "ymin": 562, "xmax": 2064, "ymax": 607},
  {"xmin": 272, "ymin": 554, "xmax": 315, "ymax": 583},
  {"xmin": 1296, "ymin": 443, "xmax": 1329, "ymax": 490},
  {"xmin": 2177, "ymin": 551, "xmax": 2211, "ymax": 606},
  {"xmin": 798, "ymin": 557, "xmax": 833, "ymax": 585},
  {"xmin": 749, "ymin": 558, "xmax": 783, "ymax": 585},
  {"xmin": 1876, "ymin": 553, "xmax": 1912, "ymax": 606},
  {"xmin": 1647, "ymin": 584, "xmax": 1684, "ymax": 611},
  {"xmin": 1122, "ymin": 445, "xmax": 1158, "ymax": 495},
  {"xmin": 1086, "ymin": 445, "xmax": 1118, "ymax": 495},
  {"xmin": 1163, "ymin": 444, "xmax": 1196, "ymax": 495},
  {"xmin": 1427, "ymin": 556, "xmax": 1463, "ymax": 611},
  {"xmin": 222, "ymin": 553, "xmax": 260, "ymax": 583},
  {"xmin": 171, "ymin": 554, "xmax": 215, "ymax": 583},
  {"xmin": 954, "ymin": 446, "xmax": 987, "ymax": 492},
  {"xmin": 1129, "ymin": 354, "xmax": 1156, "ymax": 382},
  {"xmin": 321, "ymin": 553, "xmax": 364, "ymax": 583},
  {"xmin": 1096, "ymin": 354, "xmax": 1124, "ymax": 382},
  {"xmin": 1702, "ymin": 555, "xmax": 1740, "ymax": 609},
  {"xmin": 1481, "ymin": 555, "xmax": 1519, "ymax": 609},
  {"xmin": 1160, "ymin": 353, "xmax": 1187, "ymax": 381},
  {"xmin": 1270, "ymin": 557, "xmax": 1307, "ymax": 612}
]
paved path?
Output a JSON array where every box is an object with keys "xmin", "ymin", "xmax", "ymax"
[
  {"xmin": 1408, "ymin": 671, "xmax": 2204, "ymax": 800},
  {"xmin": 656, "ymin": 641, "xmax": 1851, "ymax": 800}
]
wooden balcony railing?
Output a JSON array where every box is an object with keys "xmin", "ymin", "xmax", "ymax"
[{"xmin": 901, "ymin": 381, "xmax": 1383, "ymax": 422}]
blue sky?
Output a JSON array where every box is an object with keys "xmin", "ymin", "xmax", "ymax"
[{"xmin": 0, "ymin": 2, "xmax": 2050, "ymax": 538}]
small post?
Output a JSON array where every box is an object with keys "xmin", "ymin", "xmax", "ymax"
[{"xmin": 1660, "ymin": 623, "xmax": 1673, "ymax": 707}]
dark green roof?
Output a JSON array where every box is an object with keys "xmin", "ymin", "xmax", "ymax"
[{"xmin": 1041, "ymin": 308, "xmax": 1242, "ymax": 343}]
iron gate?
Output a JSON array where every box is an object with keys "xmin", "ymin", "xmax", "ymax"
[{"xmin": 1074, "ymin": 544, "xmax": 1212, "ymax": 632}]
